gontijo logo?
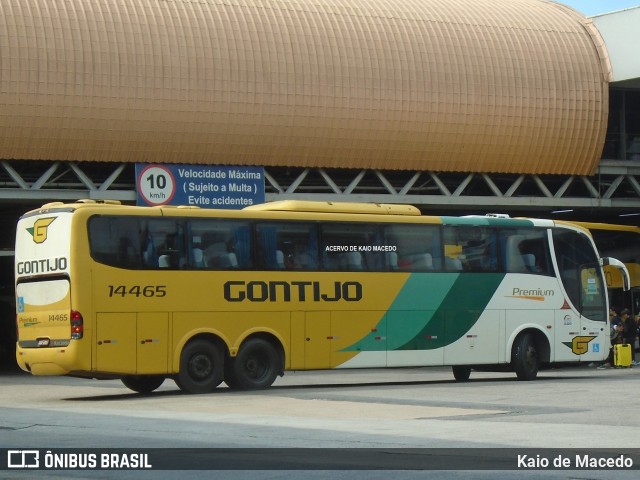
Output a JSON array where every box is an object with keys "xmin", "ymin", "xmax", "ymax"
[
  {"xmin": 27, "ymin": 217, "xmax": 56, "ymax": 244},
  {"xmin": 563, "ymin": 335, "xmax": 597, "ymax": 355}
]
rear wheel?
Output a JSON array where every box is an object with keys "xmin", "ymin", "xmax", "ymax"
[
  {"xmin": 452, "ymin": 366, "xmax": 471, "ymax": 381},
  {"xmin": 223, "ymin": 361, "xmax": 240, "ymax": 389},
  {"xmin": 121, "ymin": 375, "xmax": 165, "ymax": 394},
  {"xmin": 176, "ymin": 339, "xmax": 224, "ymax": 393},
  {"xmin": 512, "ymin": 333, "xmax": 539, "ymax": 381},
  {"xmin": 225, "ymin": 338, "xmax": 280, "ymax": 390}
]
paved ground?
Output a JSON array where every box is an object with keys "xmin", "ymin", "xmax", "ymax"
[{"xmin": 1, "ymin": 364, "xmax": 639, "ymax": 479}]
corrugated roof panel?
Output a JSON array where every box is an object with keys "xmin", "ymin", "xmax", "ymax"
[{"xmin": 0, "ymin": 0, "xmax": 611, "ymax": 175}]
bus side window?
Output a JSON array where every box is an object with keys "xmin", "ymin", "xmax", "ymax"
[
  {"xmin": 444, "ymin": 256, "xmax": 463, "ymax": 271},
  {"xmin": 146, "ymin": 219, "xmax": 181, "ymax": 268},
  {"xmin": 192, "ymin": 247, "xmax": 206, "ymax": 268},
  {"xmin": 117, "ymin": 236, "xmax": 139, "ymax": 267},
  {"xmin": 188, "ymin": 220, "xmax": 251, "ymax": 269},
  {"xmin": 461, "ymin": 227, "xmax": 497, "ymax": 272},
  {"xmin": 142, "ymin": 229, "xmax": 157, "ymax": 268},
  {"xmin": 256, "ymin": 224, "xmax": 280, "ymax": 269},
  {"xmin": 256, "ymin": 222, "xmax": 317, "ymax": 271},
  {"xmin": 503, "ymin": 235, "xmax": 529, "ymax": 273},
  {"xmin": 204, "ymin": 242, "xmax": 229, "ymax": 267},
  {"xmin": 88, "ymin": 216, "xmax": 142, "ymax": 268},
  {"xmin": 320, "ymin": 223, "xmax": 379, "ymax": 271},
  {"xmin": 443, "ymin": 225, "xmax": 497, "ymax": 272},
  {"xmin": 500, "ymin": 229, "xmax": 551, "ymax": 275},
  {"xmin": 385, "ymin": 224, "xmax": 442, "ymax": 272}
]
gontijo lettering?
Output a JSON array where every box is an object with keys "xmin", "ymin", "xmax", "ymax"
[
  {"xmin": 224, "ymin": 280, "xmax": 362, "ymax": 302},
  {"xmin": 17, "ymin": 257, "xmax": 68, "ymax": 274}
]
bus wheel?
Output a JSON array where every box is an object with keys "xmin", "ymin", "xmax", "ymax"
[
  {"xmin": 121, "ymin": 375, "xmax": 165, "ymax": 394},
  {"xmin": 176, "ymin": 339, "xmax": 224, "ymax": 393},
  {"xmin": 452, "ymin": 366, "xmax": 471, "ymax": 381},
  {"xmin": 223, "ymin": 361, "xmax": 240, "ymax": 389},
  {"xmin": 512, "ymin": 333, "xmax": 539, "ymax": 381},
  {"xmin": 227, "ymin": 338, "xmax": 279, "ymax": 390}
]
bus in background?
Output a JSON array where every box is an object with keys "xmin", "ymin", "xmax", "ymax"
[
  {"xmin": 15, "ymin": 200, "xmax": 629, "ymax": 394},
  {"xmin": 570, "ymin": 222, "xmax": 640, "ymax": 314}
]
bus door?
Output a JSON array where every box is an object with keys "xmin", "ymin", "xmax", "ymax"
[
  {"xmin": 136, "ymin": 312, "xmax": 169, "ymax": 373},
  {"xmin": 554, "ymin": 265, "xmax": 609, "ymax": 362},
  {"xmin": 386, "ymin": 310, "xmax": 444, "ymax": 367},
  {"xmin": 303, "ymin": 311, "xmax": 331, "ymax": 369},
  {"xmin": 552, "ymin": 230, "xmax": 608, "ymax": 362},
  {"xmin": 330, "ymin": 310, "xmax": 386, "ymax": 368},
  {"xmin": 96, "ymin": 313, "xmax": 137, "ymax": 374},
  {"xmin": 96, "ymin": 312, "xmax": 168, "ymax": 374},
  {"xmin": 301, "ymin": 311, "xmax": 388, "ymax": 369},
  {"xmin": 553, "ymin": 306, "xmax": 582, "ymax": 362}
]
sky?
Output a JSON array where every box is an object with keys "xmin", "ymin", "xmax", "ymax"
[{"xmin": 554, "ymin": 0, "xmax": 640, "ymax": 15}]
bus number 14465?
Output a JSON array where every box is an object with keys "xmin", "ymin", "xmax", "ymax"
[{"xmin": 107, "ymin": 285, "xmax": 167, "ymax": 298}]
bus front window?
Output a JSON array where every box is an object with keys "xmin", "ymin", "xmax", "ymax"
[{"xmin": 553, "ymin": 230, "xmax": 606, "ymax": 322}]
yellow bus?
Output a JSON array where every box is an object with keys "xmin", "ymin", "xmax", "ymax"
[
  {"xmin": 571, "ymin": 222, "xmax": 640, "ymax": 312},
  {"xmin": 15, "ymin": 200, "xmax": 628, "ymax": 393}
]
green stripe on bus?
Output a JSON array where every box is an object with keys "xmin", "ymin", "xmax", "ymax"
[
  {"xmin": 341, "ymin": 273, "xmax": 458, "ymax": 352},
  {"xmin": 394, "ymin": 273, "xmax": 505, "ymax": 350},
  {"xmin": 343, "ymin": 273, "xmax": 505, "ymax": 352}
]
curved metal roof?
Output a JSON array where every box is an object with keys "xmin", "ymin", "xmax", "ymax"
[{"xmin": 0, "ymin": 0, "xmax": 611, "ymax": 174}]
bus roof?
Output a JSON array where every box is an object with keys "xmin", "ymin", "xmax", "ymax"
[
  {"xmin": 244, "ymin": 200, "xmax": 421, "ymax": 216},
  {"xmin": 24, "ymin": 199, "xmax": 561, "ymax": 229},
  {"xmin": 568, "ymin": 221, "xmax": 640, "ymax": 233}
]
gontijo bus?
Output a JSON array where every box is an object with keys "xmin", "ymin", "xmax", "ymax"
[
  {"xmin": 570, "ymin": 222, "xmax": 640, "ymax": 311},
  {"xmin": 15, "ymin": 200, "xmax": 629, "ymax": 393}
]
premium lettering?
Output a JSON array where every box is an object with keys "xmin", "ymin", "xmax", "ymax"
[
  {"xmin": 224, "ymin": 280, "xmax": 362, "ymax": 302},
  {"xmin": 512, "ymin": 287, "xmax": 554, "ymax": 297}
]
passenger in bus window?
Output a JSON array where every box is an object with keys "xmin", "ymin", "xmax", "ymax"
[
  {"xmin": 288, "ymin": 242, "xmax": 317, "ymax": 270},
  {"xmin": 117, "ymin": 236, "xmax": 139, "ymax": 268},
  {"xmin": 463, "ymin": 239, "xmax": 496, "ymax": 271}
]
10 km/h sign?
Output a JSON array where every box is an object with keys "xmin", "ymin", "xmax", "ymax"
[
  {"xmin": 135, "ymin": 164, "xmax": 265, "ymax": 209},
  {"xmin": 137, "ymin": 165, "xmax": 176, "ymax": 206}
]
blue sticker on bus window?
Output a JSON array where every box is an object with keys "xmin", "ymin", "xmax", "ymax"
[{"xmin": 17, "ymin": 297, "xmax": 24, "ymax": 313}]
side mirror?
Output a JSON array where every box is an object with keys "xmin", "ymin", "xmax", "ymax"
[{"xmin": 601, "ymin": 257, "xmax": 631, "ymax": 291}]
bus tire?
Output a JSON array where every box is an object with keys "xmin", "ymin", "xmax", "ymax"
[
  {"xmin": 452, "ymin": 366, "xmax": 471, "ymax": 381},
  {"xmin": 176, "ymin": 339, "xmax": 224, "ymax": 393},
  {"xmin": 227, "ymin": 338, "xmax": 279, "ymax": 390},
  {"xmin": 121, "ymin": 375, "xmax": 165, "ymax": 394},
  {"xmin": 512, "ymin": 333, "xmax": 539, "ymax": 381},
  {"xmin": 223, "ymin": 360, "xmax": 240, "ymax": 389}
]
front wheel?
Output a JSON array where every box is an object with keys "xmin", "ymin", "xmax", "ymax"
[
  {"xmin": 121, "ymin": 375, "xmax": 165, "ymax": 394},
  {"xmin": 452, "ymin": 366, "xmax": 471, "ymax": 381},
  {"xmin": 176, "ymin": 339, "xmax": 224, "ymax": 393},
  {"xmin": 512, "ymin": 333, "xmax": 539, "ymax": 381},
  {"xmin": 225, "ymin": 338, "xmax": 280, "ymax": 390}
]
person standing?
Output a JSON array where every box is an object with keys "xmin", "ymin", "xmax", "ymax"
[
  {"xmin": 620, "ymin": 309, "xmax": 637, "ymax": 365},
  {"xmin": 599, "ymin": 308, "xmax": 623, "ymax": 368}
]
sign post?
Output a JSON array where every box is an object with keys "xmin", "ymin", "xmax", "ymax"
[{"xmin": 135, "ymin": 164, "xmax": 265, "ymax": 208}]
